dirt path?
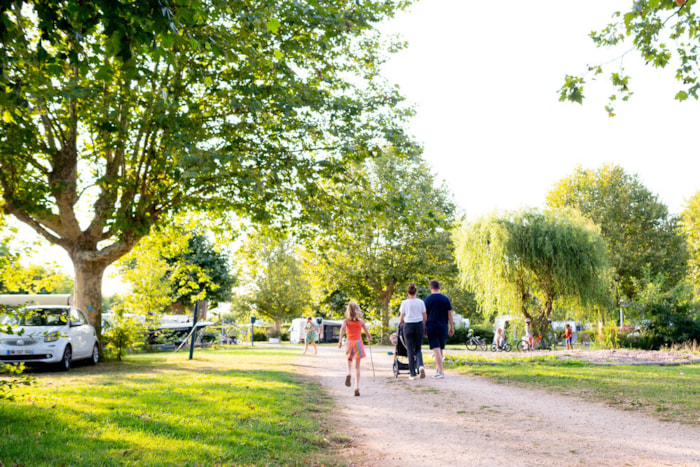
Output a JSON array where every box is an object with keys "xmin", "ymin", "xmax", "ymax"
[{"xmin": 295, "ymin": 345, "xmax": 700, "ymax": 466}]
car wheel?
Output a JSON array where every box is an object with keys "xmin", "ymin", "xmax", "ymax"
[
  {"xmin": 58, "ymin": 345, "xmax": 72, "ymax": 371},
  {"xmin": 90, "ymin": 344, "xmax": 99, "ymax": 365}
]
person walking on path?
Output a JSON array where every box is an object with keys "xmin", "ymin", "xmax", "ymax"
[
  {"xmin": 424, "ymin": 279, "xmax": 454, "ymax": 379},
  {"xmin": 564, "ymin": 323, "xmax": 573, "ymax": 350},
  {"xmin": 338, "ymin": 302, "xmax": 372, "ymax": 396},
  {"xmin": 303, "ymin": 317, "xmax": 318, "ymax": 355},
  {"xmin": 399, "ymin": 282, "xmax": 427, "ymax": 380}
]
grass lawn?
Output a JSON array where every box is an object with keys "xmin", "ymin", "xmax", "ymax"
[
  {"xmin": 0, "ymin": 347, "xmax": 342, "ymax": 466},
  {"xmin": 447, "ymin": 354, "xmax": 700, "ymax": 425}
]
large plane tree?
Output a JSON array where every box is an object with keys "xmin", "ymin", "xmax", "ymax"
[{"xmin": 0, "ymin": 0, "xmax": 414, "ymax": 332}]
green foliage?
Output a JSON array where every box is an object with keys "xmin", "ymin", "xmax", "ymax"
[
  {"xmin": 561, "ymin": 1, "xmax": 700, "ymax": 113},
  {"xmin": 235, "ymin": 234, "xmax": 312, "ymax": 329},
  {"xmin": 164, "ymin": 232, "xmax": 235, "ymax": 308},
  {"xmin": 0, "ymin": 362, "xmax": 33, "ymax": 401},
  {"xmin": 596, "ymin": 322, "xmax": 621, "ymax": 349},
  {"xmin": 446, "ymin": 327, "xmax": 471, "ymax": 346},
  {"xmin": 454, "ymin": 208, "xmax": 611, "ymax": 328},
  {"xmin": 102, "ymin": 309, "xmax": 147, "ymax": 360},
  {"xmin": 681, "ymin": 191, "xmax": 700, "ymax": 302},
  {"xmin": 547, "ymin": 164, "xmax": 688, "ymax": 301},
  {"xmin": 626, "ymin": 281, "xmax": 700, "ymax": 349},
  {"xmin": 0, "ymin": 238, "xmax": 74, "ymax": 294},
  {"xmin": 305, "ymin": 148, "xmax": 457, "ymax": 342},
  {"xmin": 115, "ymin": 219, "xmax": 234, "ymax": 314},
  {"xmin": 0, "ymin": 306, "xmax": 34, "ymax": 400},
  {"xmin": 0, "ymin": 0, "xmax": 415, "ymax": 331}
]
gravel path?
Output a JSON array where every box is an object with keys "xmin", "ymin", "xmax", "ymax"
[{"xmin": 295, "ymin": 345, "xmax": 700, "ymax": 466}]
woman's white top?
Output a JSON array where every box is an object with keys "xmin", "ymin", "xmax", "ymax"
[{"xmin": 400, "ymin": 298, "xmax": 426, "ymax": 324}]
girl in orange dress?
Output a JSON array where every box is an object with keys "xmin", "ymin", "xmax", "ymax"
[{"xmin": 338, "ymin": 302, "xmax": 371, "ymax": 396}]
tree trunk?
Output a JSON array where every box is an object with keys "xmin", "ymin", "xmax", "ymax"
[
  {"xmin": 377, "ymin": 284, "xmax": 395, "ymax": 345},
  {"xmin": 72, "ymin": 258, "xmax": 107, "ymax": 337}
]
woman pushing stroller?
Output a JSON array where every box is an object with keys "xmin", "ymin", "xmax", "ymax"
[{"xmin": 399, "ymin": 282, "xmax": 426, "ymax": 380}]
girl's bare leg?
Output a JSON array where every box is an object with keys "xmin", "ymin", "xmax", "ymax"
[{"xmin": 354, "ymin": 357, "xmax": 361, "ymax": 390}]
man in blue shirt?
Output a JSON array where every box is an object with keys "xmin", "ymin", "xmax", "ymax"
[{"xmin": 424, "ymin": 279, "xmax": 454, "ymax": 379}]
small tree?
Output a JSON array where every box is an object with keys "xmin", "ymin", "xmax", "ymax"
[
  {"xmin": 102, "ymin": 308, "xmax": 147, "ymax": 361},
  {"xmin": 234, "ymin": 234, "xmax": 312, "ymax": 331}
]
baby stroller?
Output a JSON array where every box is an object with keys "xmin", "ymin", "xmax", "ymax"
[{"xmin": 392, "ymin": 322, "xmax": 417, "ymax": 377}]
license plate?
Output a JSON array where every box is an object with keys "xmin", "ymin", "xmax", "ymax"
[{"xmin": 8, "ymin": 349, "xmax": 32, "ymax": 355}]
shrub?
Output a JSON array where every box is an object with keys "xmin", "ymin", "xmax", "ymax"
[{"xmin": 102, "ymin": 311, "xmax": 147, "ymax": 360}]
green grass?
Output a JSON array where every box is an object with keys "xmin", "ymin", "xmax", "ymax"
[
  {"xmin": 0, "ymin": 348, "xmax": 339, "ymax": 466},
  {"xmin": 448, "ymin": 357, "xmax": 700, "ymax": 425}
]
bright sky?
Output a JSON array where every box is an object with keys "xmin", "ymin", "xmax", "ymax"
[{"xmin": 380, "ymin": 0, "xmax": 700, "ymax": 219}]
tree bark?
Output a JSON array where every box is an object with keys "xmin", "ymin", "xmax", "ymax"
[{"xmin": 72, "ymin": 257, "xmax": 107, "ymax": 337}]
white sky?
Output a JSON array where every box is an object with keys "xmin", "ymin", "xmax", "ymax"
[
  {"xmin": 17, "ymin": 0, "xmax": 700, "ymax": 295},
  {"xmin": 379, "ymin": 0, "xmax": 700, "ymax": 219}
]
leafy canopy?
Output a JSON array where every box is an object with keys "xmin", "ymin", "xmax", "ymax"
[
  {"xmin": 0, "ymin": 0, "xmax": 415, "ymax": 325},
  {"xmin": 559, "ymin": 0, "xmax": 700, "ymax": 115},
  {"xmin": 546, "ymin": 164, "xmax": 688, "ymax": 300},
  {"xmin": 454, "ymin": 208, "xmax": 611, "ymax": 327}
]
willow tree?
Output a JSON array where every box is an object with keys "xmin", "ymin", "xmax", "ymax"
[
  {"xmin": 681, "ymin": 191, "xmax": 700, "ymax": 301},
  {"xmin": 454, "ymin": 208, "xmax": 611, "ymax": 331},
  {"xmin": 0, "ymin": 0, "xmax": 414, "ymax": 332}
]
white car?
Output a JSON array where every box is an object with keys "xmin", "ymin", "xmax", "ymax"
[{"xmin": 0, "ymin": 305, "xmax": 100, "ymax": 370}]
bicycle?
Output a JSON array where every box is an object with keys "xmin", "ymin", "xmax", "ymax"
[
  {"xmin": 490, "ymin": 339, "xmax": 511, "ymax": 352},
  {"xmin": 465, "ymin": 329, "xmax": 488, "ymax": 351},
  {"xmin": 516, "ymin": 332, "xmax": 555, "ymax": 351}
]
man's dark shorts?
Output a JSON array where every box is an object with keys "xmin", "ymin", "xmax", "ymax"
[{"xmin": 428, "ymin": 333, "xmax": 447, "ymax": 350}]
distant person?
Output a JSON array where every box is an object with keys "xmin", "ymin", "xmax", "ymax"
[
  {"xmin": 338, "ymin": 302, "xmax": 372, "ymax": 396},
  {"xmin": 399, "ymin": 282, "xmax": 427, "ymax": 380},
  {"xmin": 424, "ymin": 280, "xmax": 454, "ymax": 379},
  {"xmin": 525, "ymin": 319, "xmax": 534, "ymax": 350},
  {"xmin": 303, "ymin": 317, "xmax": 318, "ymax": 355},
  {"xmin": 494, "ymin": 327, "xmax": 506, "ymax": 350},
  {"xmin": 564, "ymin": 323, "xmax": 573, "ymax": 350}
]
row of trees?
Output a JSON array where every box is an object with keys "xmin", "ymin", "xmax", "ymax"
[
  {"xmin": 0, "ymin": 0, "xmax": 418, "ymax": 337},
  {"xmin": 454, "ymin": 164, "xmax": 700, "ymax": 346},
  {"xmin": 2, "ymin": 0, "xmax": 700, "ymax": 351}
]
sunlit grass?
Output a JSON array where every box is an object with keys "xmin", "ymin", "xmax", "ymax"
[
  {"xmin": 449, "ymin": 357, "xmax": 700, "ymax": 425},
  {"xmin": 0, "ymin": 348, "xmax": 337, "ymax": 466}
]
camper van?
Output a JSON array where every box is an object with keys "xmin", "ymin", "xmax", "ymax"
[{"xmin": 289, "ymin": 318, "xmax": 343, "ymax": 344}]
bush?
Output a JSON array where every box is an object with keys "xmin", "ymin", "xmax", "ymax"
[
  {"xmin": 447, "ymin": 325, "xmax": 493, "ymax": 346},
  {"xmin": 102, "ymin": 311, "xmax": 147, "ymax": 360},
  {"xmin": 252, "ymin": 330, "xmax": 267, "ymax": 342}
]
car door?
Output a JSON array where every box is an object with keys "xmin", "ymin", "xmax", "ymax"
[{"xmin": 69, "ymin": 308, "xmax": 92, "ymax": 359}]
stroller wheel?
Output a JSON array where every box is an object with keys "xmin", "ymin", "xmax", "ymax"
[{"xmin": 392, "ymin": 359, "xmax": 399, "ymax": 377}]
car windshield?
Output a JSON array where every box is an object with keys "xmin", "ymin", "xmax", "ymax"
[{"xmin": 6, "ymin": 308, "xmax": 69, "ymax": 326}]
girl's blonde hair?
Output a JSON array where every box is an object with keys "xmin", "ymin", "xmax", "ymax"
[{"xmin": 345, "ymin": 302, "xmax": 362, "ymax": 321}]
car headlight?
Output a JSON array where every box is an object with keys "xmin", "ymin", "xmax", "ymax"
[{"xmin": 44, "ymin": 331, "xmax": 61, "ymax": 342}]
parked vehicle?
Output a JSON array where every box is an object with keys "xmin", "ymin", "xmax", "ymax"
[
  {"xmin": 289, "ymin": 318, "xmax": 343, "ymax": 344},
  {"xmin": 0, "ymin": 305, "xmax": 100, "ymax": 370}
]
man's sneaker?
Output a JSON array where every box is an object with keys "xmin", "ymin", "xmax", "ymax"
[
  {"xmin": 419, "ymin": 366, "xmax": 425, "ymax": 379},
  {"xmin": 409, "ymin": 375, "xmax": 417, "ymax": 381},
  {"xmin": 433, "ymin": 372, "xmax": 445, "ymax": 379}
]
